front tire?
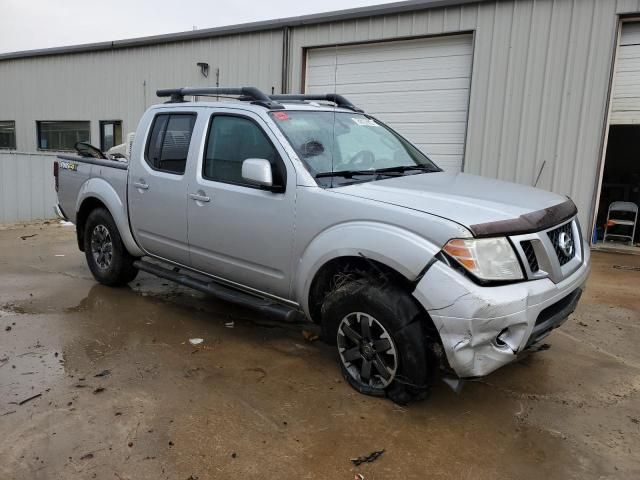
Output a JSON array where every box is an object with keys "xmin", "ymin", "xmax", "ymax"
[
  {"xmin": 321, "ymin": 280, "xmax": 432, "ymax": 404},
  {"xmin": 84, "ymin": 208, "xmax": 138, "ymax": 286}
]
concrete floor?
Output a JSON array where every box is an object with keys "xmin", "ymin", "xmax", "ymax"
[{"xmin": 0, "ymin": 222, "xmax": 639, "ymax": 480}]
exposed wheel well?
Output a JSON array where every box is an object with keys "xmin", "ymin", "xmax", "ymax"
[
  {"xmin": 308, "ymin": 255, "xmax": 447, "ymax": 369},
  {"xmin": 308, "ymin": 256, "xmax": 414, "ymax": 322},
  {"xmin": 76, "ymin": 198, "xmax": 107, "ymax": 251}
]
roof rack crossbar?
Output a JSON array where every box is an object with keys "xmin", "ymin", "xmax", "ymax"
[
  {"xmin": 269, "ymin": 94, "xmax": 363, "ymax": 112},
  {"xmin": 156, "ymin": 87, "xmax": 284, "ymax": 109}
]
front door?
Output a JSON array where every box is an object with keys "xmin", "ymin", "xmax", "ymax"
[
  {"xmin": 187, "ymin": 111, "xmax": 296, "ymax": 299},
  {"xmin": 128, "ymin": 112, "xmax": 197, "ymax": 265}
]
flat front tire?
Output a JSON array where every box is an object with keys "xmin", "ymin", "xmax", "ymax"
[
  {"xmin": 321, "ymin": 280, "xmax": 432, "ymax": 404},
  {"xmin": 84, "ymin": 208, "xmax": 138, "ymax": 286}
]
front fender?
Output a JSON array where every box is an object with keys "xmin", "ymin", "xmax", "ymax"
[
  {"xmin": 295, "ymin": 221, "xmax": 441, "ymax": 317},
  {"xmin": 76, "ymin": 177, "xmax": 144, "ymax": 257}
]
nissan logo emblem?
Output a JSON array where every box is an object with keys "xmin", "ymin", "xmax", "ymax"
[{"xmin": 558, "ymin": 231, "xmax": 574, "ymax": 257}]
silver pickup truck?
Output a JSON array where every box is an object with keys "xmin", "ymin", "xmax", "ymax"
[{"xmin": 55, "ymin": 87, "xmax": 590, "ymax": 403}]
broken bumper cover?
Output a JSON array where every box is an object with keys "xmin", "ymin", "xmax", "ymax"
[{"xmin": 413, "ymin": 248, "xmax": 590, "ymax": 378}]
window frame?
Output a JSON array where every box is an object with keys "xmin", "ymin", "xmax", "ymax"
[
  {"xmin": 36, "ymin": 120, "xmax": 91, "ymax": 152},
  {"xmin": 201, "ymin": 112, "xmax": 287, "ymax": 192},
  {"xmin": 143, "ymin": 112, "xmax": 197, "ymax": 176},
  {"xmin": 99, "ymin": 120, "xmax": 123, "ymax": 152},
  {"xmin": 0, "ymin": 120, "xmax": 16, "ymax": 150}
]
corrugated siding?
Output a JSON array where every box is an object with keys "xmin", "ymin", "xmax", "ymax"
[
  {"xmin": 611, "ymin": 22, "xmax": 640, "ymax": 124},
  {"xmin": 0, "ymin": 30, "xmax": 283, "ymax": 153},
  {"xmin": 0, "ymin": 153, "xmax": 57, "ymax": 222},
  {"xmin": 289, "ymin": 0, "xmax": 640, "ymax": 231}
]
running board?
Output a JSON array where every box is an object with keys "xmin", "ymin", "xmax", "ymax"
[{"xmin": 133, "ymin": 260, "xmax": 303, "ymax": 323}]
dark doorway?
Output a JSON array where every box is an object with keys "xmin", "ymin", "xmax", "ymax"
[{"xmin": 594, "ymin": 125, "xmax": 640, "ymax": 248}]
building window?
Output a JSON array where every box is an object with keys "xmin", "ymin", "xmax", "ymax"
[
  {"xmin": 0, "ymin": 121, "xmax": 16, "ymax": 149},
  {"xmin": 37, "ymin": 121, "xmax": 90, "ymax": 151},
  {"xmin": 144, "ymin": 113, "xmax": 196, "ymax": 175},
  {"xmin": 100, "ymin": 120, "xmax": 122, "ymax": 152}
]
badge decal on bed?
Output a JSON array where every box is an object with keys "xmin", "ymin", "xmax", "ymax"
[{"xmin": 59, "ymin": 160, "xmax": 78, "ymax": 171}]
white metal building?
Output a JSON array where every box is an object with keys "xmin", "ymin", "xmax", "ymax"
[{"xmin": 1, "ymin": 0, "xmax": 640, "ymax": 246}]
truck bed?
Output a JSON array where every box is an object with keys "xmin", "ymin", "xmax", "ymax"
[{"xmin": 56, "ymin": 154, "xmax": 129, "ymax": 224}]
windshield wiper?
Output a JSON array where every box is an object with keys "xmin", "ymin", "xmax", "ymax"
[
  {"xmin": 315, "ymin": 169, "xmax": 405, "ymax": 179},
  {"xmin": 374, "ymin": 165, "xmax": 440, "ymax": 173}
]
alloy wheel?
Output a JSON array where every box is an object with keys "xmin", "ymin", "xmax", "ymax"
[
  {"xmin": 337, "ymin": 312, "xmax": 398, "ymax": 388},
  {"xmin": 91, "ymin": 224, "xmax": 113, "ymax": 270}
]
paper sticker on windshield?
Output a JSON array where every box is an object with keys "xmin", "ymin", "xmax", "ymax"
[{"xmin": 352, "ymin": 117, "xmax": 379, "ymax": 127}]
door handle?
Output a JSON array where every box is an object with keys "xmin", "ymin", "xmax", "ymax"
[
  {"xmin": 189, "ymin": 193, "xmax": 210, "ymax": 203},
  {"xmin": 133, "ymin": 181, "xmax": 149, "ymax": 190}
]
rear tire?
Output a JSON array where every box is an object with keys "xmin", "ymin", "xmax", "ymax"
[
  {"xmin": 84, "ymin": 208, "xmax": 138, "ymax": 286},
  {"xmin": 321, "ymin": 280, "xmax": 432, "ymax": 404}
]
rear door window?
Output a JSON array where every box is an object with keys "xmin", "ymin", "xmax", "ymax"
[{"xmin": 144, "ymin": 113, "xmax": 196, "ymax": 174}]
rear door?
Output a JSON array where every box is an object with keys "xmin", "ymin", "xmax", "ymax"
[
  {"xmin": 128, "ymin": 111, "xmax": 197, "ymax": 265},
  {"xmin": 187, "ymin": 110, "xmax": 296, "ymax": 299}
]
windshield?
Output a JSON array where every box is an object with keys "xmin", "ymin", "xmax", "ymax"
[{"xmin": 269, "ymin": 111, "xmax": 440, "ymax": 185}]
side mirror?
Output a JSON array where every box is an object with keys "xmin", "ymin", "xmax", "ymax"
[{"xmin": 242, "ymin": 158, "xmax": 273, "ymax": 188}]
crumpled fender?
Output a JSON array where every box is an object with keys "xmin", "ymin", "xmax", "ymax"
[
  {"xmin": 76, "ymin": 177, "xmax": 144, "ymax": 257},
  {"xmin": 295, "ymin": 221, "xmax": 441, "ymax": 317}
]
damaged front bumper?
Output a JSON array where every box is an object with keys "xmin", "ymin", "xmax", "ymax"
[{"xmin": 413, "ymin": 246, "xmax": 590, "ymax": 378}]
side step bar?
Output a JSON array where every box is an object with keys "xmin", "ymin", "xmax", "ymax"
[{"xmin": 133, "ymin": 260, "xmax": 303, "ymax": 323}]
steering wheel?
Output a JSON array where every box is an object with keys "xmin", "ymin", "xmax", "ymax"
[{"xmin": 346, "ymin": 150, "xmax": 375, "ymax": 170}]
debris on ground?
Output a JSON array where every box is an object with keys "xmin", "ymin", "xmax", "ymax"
[
  {"xmin": 224, "ymin": 321, "xmax": 235, "ymax": 328},
  {"xmin": 93, "ymin": 387, "xmax": 105, "ymax": 394},
  {"xmin": 12, "ymin": 393, "xmax": 42, "ymax": 406},
  {"xmin": 80, "ymin": 453, "xmax": 94, "ymax": 460},
  {"xmin": 613, "ymin": 265, "xmax": 640, "ymax": 272},
  {"xmin": 94, "ymin": 369, "xmax": 111, "ymax": 377},
  {"xmin": 354, "ymin": 474, "xmax": 365, "ymax": 480},
  {"xmin": 302, "ymin": 330, "xmax": 319, "ymax": 342},
  {"xmin": 536, "ymin": 343, "xmax": 551, "ymax": 352},
  {"xmin": 19, "ymin": 234, "xmax": 37, "ymax": 240},
  {"xmin": 189, "ymin": 338, "xmax": 204, "ymax": 346},
  {"xmin": 0, "ymin": 410, "xmax": 16, "ymax": 417},
  {"xmin": 350, "ymin": 449, "xmax": 385, "ymax": 466},
  {"xmin": 578, "ymin": 321, "xmax": 588, "ymax": 327},
  {"xmin": 4, "ymin": 326, "xmax": 10, "ymax": 332}
]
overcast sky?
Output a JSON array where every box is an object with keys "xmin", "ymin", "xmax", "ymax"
[{"xmin": 0, "ymin": 0, "xmax": 396, "ymax": 54}]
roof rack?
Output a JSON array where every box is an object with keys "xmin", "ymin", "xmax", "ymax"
[
  {"xmin": 156, "ymin": 87, "xmax": 284, "ymax": 109},
  {"xmin": 156, "ymin": 87, "xmax": 363, "ymax": 112},
  {"xmin": 269, "ymin": 94, "xmax": 363, "ymax": 112}
]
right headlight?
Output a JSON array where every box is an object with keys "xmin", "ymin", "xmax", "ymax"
[{"xmin": 443, "ymin": 237, "xmax": 523, "ymax": 281}]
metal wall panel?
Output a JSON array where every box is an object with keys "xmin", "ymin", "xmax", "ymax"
[
  {"xmin": 289, "ymin": 0, "xmax": 640, "ymax": 232},
  {"xmin": 0, "ymin": 152, "xmax": 56, "ymax": 223},
  {"xmin": 0, "ymin": 30, "xmax": 283, "ymax": 154}
]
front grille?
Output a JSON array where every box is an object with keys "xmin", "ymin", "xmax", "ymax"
[
  {"xmin": 520, "ymin": 240, "xmax": 539, "ymax": 272},
  {"xmin": 547, "ymin": 222, "xmax": 576, "ymax": 266}
]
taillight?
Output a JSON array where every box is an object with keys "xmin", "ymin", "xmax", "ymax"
[{"xmin": 53, "ymin": 161, "xmax": 59, "ymax": 192}]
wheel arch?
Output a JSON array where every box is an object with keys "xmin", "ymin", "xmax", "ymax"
[
  {"xmin": 295, "ymin": 221, "xmax": 441, "ymax": 319},
  {"xmin": 75, "ymin": 178, "xmax": 143, "ymax": 257}
]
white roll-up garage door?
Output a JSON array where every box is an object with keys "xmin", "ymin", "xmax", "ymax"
[
  {"xmin": 611, "ymin": 22, "xmax": 640, "ymax": 125},
  {"xmin": 305, "ymin": 34, "xmax": 473, "ymax": 172}
]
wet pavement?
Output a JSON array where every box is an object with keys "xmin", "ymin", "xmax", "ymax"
[{"xmin": 1, "ymin": 222, "xmax": 639, "ymax": 480}]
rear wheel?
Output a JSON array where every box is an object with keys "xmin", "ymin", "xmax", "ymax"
[
  {"xmin": 84, "ymin": 208, "xmax": 138, "ymax": 286},
  {"xmin": 321, "ymin": 280, "xmax": 432, "ymax": 404}
]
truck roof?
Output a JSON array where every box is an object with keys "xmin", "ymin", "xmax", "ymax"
[{"xmin": 152, "ymin": 87, "xmax": 364, "ymax": 114}]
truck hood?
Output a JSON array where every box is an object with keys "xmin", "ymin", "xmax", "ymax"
[{"xmin": 333, "ymin": 172, "xmax": 573, "ymax": 236}]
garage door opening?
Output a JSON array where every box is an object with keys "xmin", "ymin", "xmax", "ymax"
[
  {"xmin": 592, "ymin": 21, "xmax": 640, "ymax": 254},
  {"xmin": 593, "ymin": 125, "xmax": 640, "ymax": 251}
]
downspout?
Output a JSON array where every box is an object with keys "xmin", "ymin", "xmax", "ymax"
[{"xmin": 281, "ymin": 26, "xmax": 291, "ymax": 94}]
